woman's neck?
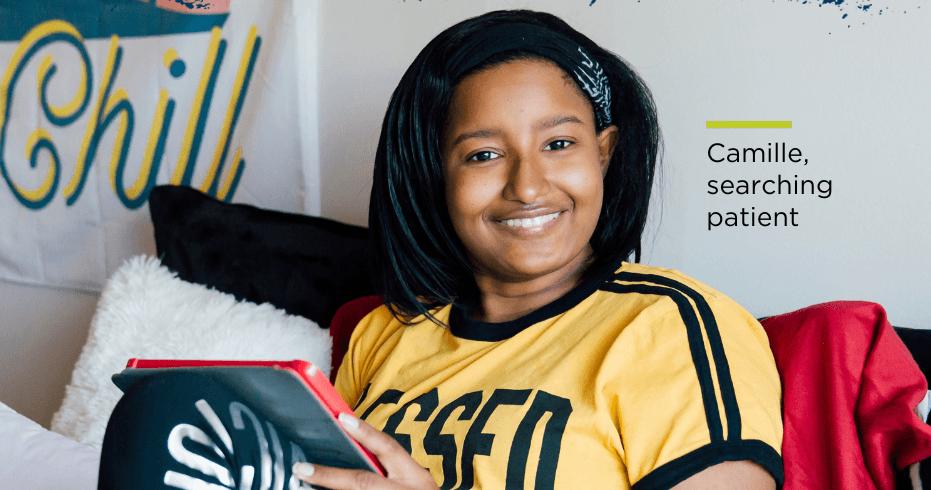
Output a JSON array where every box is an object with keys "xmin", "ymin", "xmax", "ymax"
[{"xmin": 469, "ymin": 246, "xmax": 593, "ymax": 323}]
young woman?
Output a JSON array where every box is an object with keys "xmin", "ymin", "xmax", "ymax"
[
  {"xmin": 294, "ymin": 9, "xmax": 782, "ymax": 490},
  {"xmin": 99, "ymin": 9, "xmax": 782, "ymax": 490}
]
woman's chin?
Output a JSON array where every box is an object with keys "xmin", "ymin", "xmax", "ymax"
[{"xmin": 474, "ymin": 249, "xmax": 591, "ymax": 288}]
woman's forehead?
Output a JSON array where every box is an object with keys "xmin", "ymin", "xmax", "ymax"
[{"xmin": 446, "ymin": 59, "xmax": 594, "ymax": 133}]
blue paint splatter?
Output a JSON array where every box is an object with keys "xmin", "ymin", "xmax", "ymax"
[{"xmin": 788, "ymin": 0, "xmax": 911, "ymax": 23}]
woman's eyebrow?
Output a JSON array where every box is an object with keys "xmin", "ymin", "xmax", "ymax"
[
  {"xmin": 450, "ymin": 116, "xmax": 584, "ymax": 149},
  {"xmin": 534, "ymin": 115, "xmax": 583, "ymax": 131},
  {"xmin": 450, "ymin": 129, "xmax": 501, "ymax": 148}
]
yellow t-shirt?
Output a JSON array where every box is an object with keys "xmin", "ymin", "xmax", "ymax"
[{"xmin": 335, "ymin": 263, "xmax": 783, "ymax": 489}]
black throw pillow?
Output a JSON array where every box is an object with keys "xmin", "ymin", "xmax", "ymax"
[
  {"xmin": 893, "ymin": 326, "xmax": 931, "ymax": 490},
  {"xmin": 148, "ymin": 185, "xmax": 374, "ymax": 329},
  {"xmin": 894, "ymin": 327, "xmax": 931, "ymax": 383}
]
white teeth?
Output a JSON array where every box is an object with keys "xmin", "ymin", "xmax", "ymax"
[{"xmin": 501, "ymin": 212, "xmax": 560, "ymax": 228}]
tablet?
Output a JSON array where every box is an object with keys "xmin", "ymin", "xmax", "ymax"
[{"xmin": 112, "ymin": 359, "xmax": 384, "ymax": 475}]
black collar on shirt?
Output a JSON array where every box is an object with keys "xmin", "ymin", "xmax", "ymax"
[{"xmin": 449, "ymin": 262, "xmax": 620, "ymax": 342}]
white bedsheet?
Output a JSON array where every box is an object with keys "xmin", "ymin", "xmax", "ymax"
[{"xmin": 0, "ymin": 400, "xmax": 99, "ymax": 490}]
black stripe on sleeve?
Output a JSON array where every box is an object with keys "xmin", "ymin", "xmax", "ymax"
[
  {"xmin": 599, "ymin": 282, "xmax": 724, "ymax": 444},
  {"xmin": 630, "ymin": 440, "xmax": 784, "ymax": 490},
  {"xmin": 614, "ymin": 272, "xmax": 743, "ymax": 442}
]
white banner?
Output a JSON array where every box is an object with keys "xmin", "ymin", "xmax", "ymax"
[{"xmin": 0, "ymin": 0, "xmax": 315, "ymax": 291}]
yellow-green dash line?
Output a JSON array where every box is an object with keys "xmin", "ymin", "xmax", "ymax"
[{"xmin": 706, "ymin": 121, "xmax": 792, "ymax": 129}]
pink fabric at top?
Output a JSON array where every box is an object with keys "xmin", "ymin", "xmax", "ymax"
[{"xmin": 760, "ymin": 301, "xmax": 931, "ymax": 490}]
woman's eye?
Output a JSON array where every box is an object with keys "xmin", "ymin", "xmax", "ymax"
[
  {"xmin": 468, "ymin": 151, "xmax": 500, "ymax": 162},
  {"xmin": 544, "ymin": 140, "xmax": 573, "ymax": 151}
]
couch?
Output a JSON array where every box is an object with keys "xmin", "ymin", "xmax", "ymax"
[{"xmin": 2, "ymin": 185, "xmax": 929, "ymax": 489}]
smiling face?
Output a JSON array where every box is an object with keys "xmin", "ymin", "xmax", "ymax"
[{"xmin": 443, "ymin": 59, "xmax": 618, "ymax": 289}]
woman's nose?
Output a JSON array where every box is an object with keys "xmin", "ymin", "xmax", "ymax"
[{"xmin": 502, "ymin": 153, "xmax": 551, "ymax": 204}]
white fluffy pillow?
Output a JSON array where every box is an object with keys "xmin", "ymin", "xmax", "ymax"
[
  {"xmin": 0, "ymin": 400, "xmax": 100, "ymax": 490},
  {"xmin": 51, "ymin": 255, "xmax": 332, "ymax": 449}
]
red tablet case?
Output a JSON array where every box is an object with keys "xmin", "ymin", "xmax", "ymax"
[{"xmin": 111, "ymin": 359, "xmax": 384, "ymax": 475}]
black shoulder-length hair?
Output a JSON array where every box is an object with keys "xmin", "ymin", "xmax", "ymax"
[{"xmin": 369, "ymin": 9, "xmax": 661, "ymax": 324}]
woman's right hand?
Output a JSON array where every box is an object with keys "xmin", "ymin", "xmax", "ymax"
[{"xmin": 292, "ymin": 413, "xmax": 439, "ymax": 490}]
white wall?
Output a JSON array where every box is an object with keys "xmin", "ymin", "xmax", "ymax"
[
  {"xmin": 2, "ymin": 0, "xmax": 928, "ymax": 426},
  {"xmin": 317, "ymin": 0, "xmax": 931, "ymax": 327},
  {"xmin": 0, "ymin": 283, "xmax": 98, "ymax": 426}
]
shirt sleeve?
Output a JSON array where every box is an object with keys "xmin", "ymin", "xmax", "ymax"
[
  {"xmin": 334, "ymin": 334, "xmax": 362, "ymax": 409},
  {"xmin": 334, "ymin": 305, "xmax": 399, "ymax": 410},
  {"xmin": 607, "ymin": 294, "xmax": 784, "ymax": 490},
  {"xmin": 334, "ymin": 308, "xmax": 380, "ymax": 409}
]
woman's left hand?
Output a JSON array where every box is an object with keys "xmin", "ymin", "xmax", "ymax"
[{"xmin": 292, "ymin": 413, "xmax": 439, "ymax": 490}]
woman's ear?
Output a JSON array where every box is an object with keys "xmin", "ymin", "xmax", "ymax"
[{"xmin": 597, "ymin": 125, "xmax": 619, "ymax": 176}]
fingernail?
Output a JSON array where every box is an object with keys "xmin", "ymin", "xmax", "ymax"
[
  {"xmin": 338, "ymin": 412, "xmax": 360, "ymax": 430},
  {"xmin": 292, "ymin": 462, "xmax": 315, "ymax": 477}
]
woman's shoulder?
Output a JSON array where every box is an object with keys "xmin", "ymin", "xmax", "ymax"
[
  {"xmin": 351, "ymin": 304, "xmax": 408, "ymax": 341},
  {"xmin": 337, "ymin": 303, "xmax": 452, "ymax": 396},
  {"xmin": 598, "ymin": 263, "xmax": 783, "ymax": 467},
  {"xmin": 610, "ymin": 262, "xmax": 731, "ymax": 303},
  {"xmin": 350, "ymin": 303, "xmax": 452, "ymax": 345},
  {"xmin": 599, "ymin": 262, "xmax": 765, "ymax": 341}
]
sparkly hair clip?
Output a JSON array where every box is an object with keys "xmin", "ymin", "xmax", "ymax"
[{"xmin": 573, "ymin": 48, "xmax": 612, "ymax": 129}]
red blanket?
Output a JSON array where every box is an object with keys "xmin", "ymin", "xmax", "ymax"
[{"xmin": 761, "ymin": 301, "xmax": 931, "ymax": 489}]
